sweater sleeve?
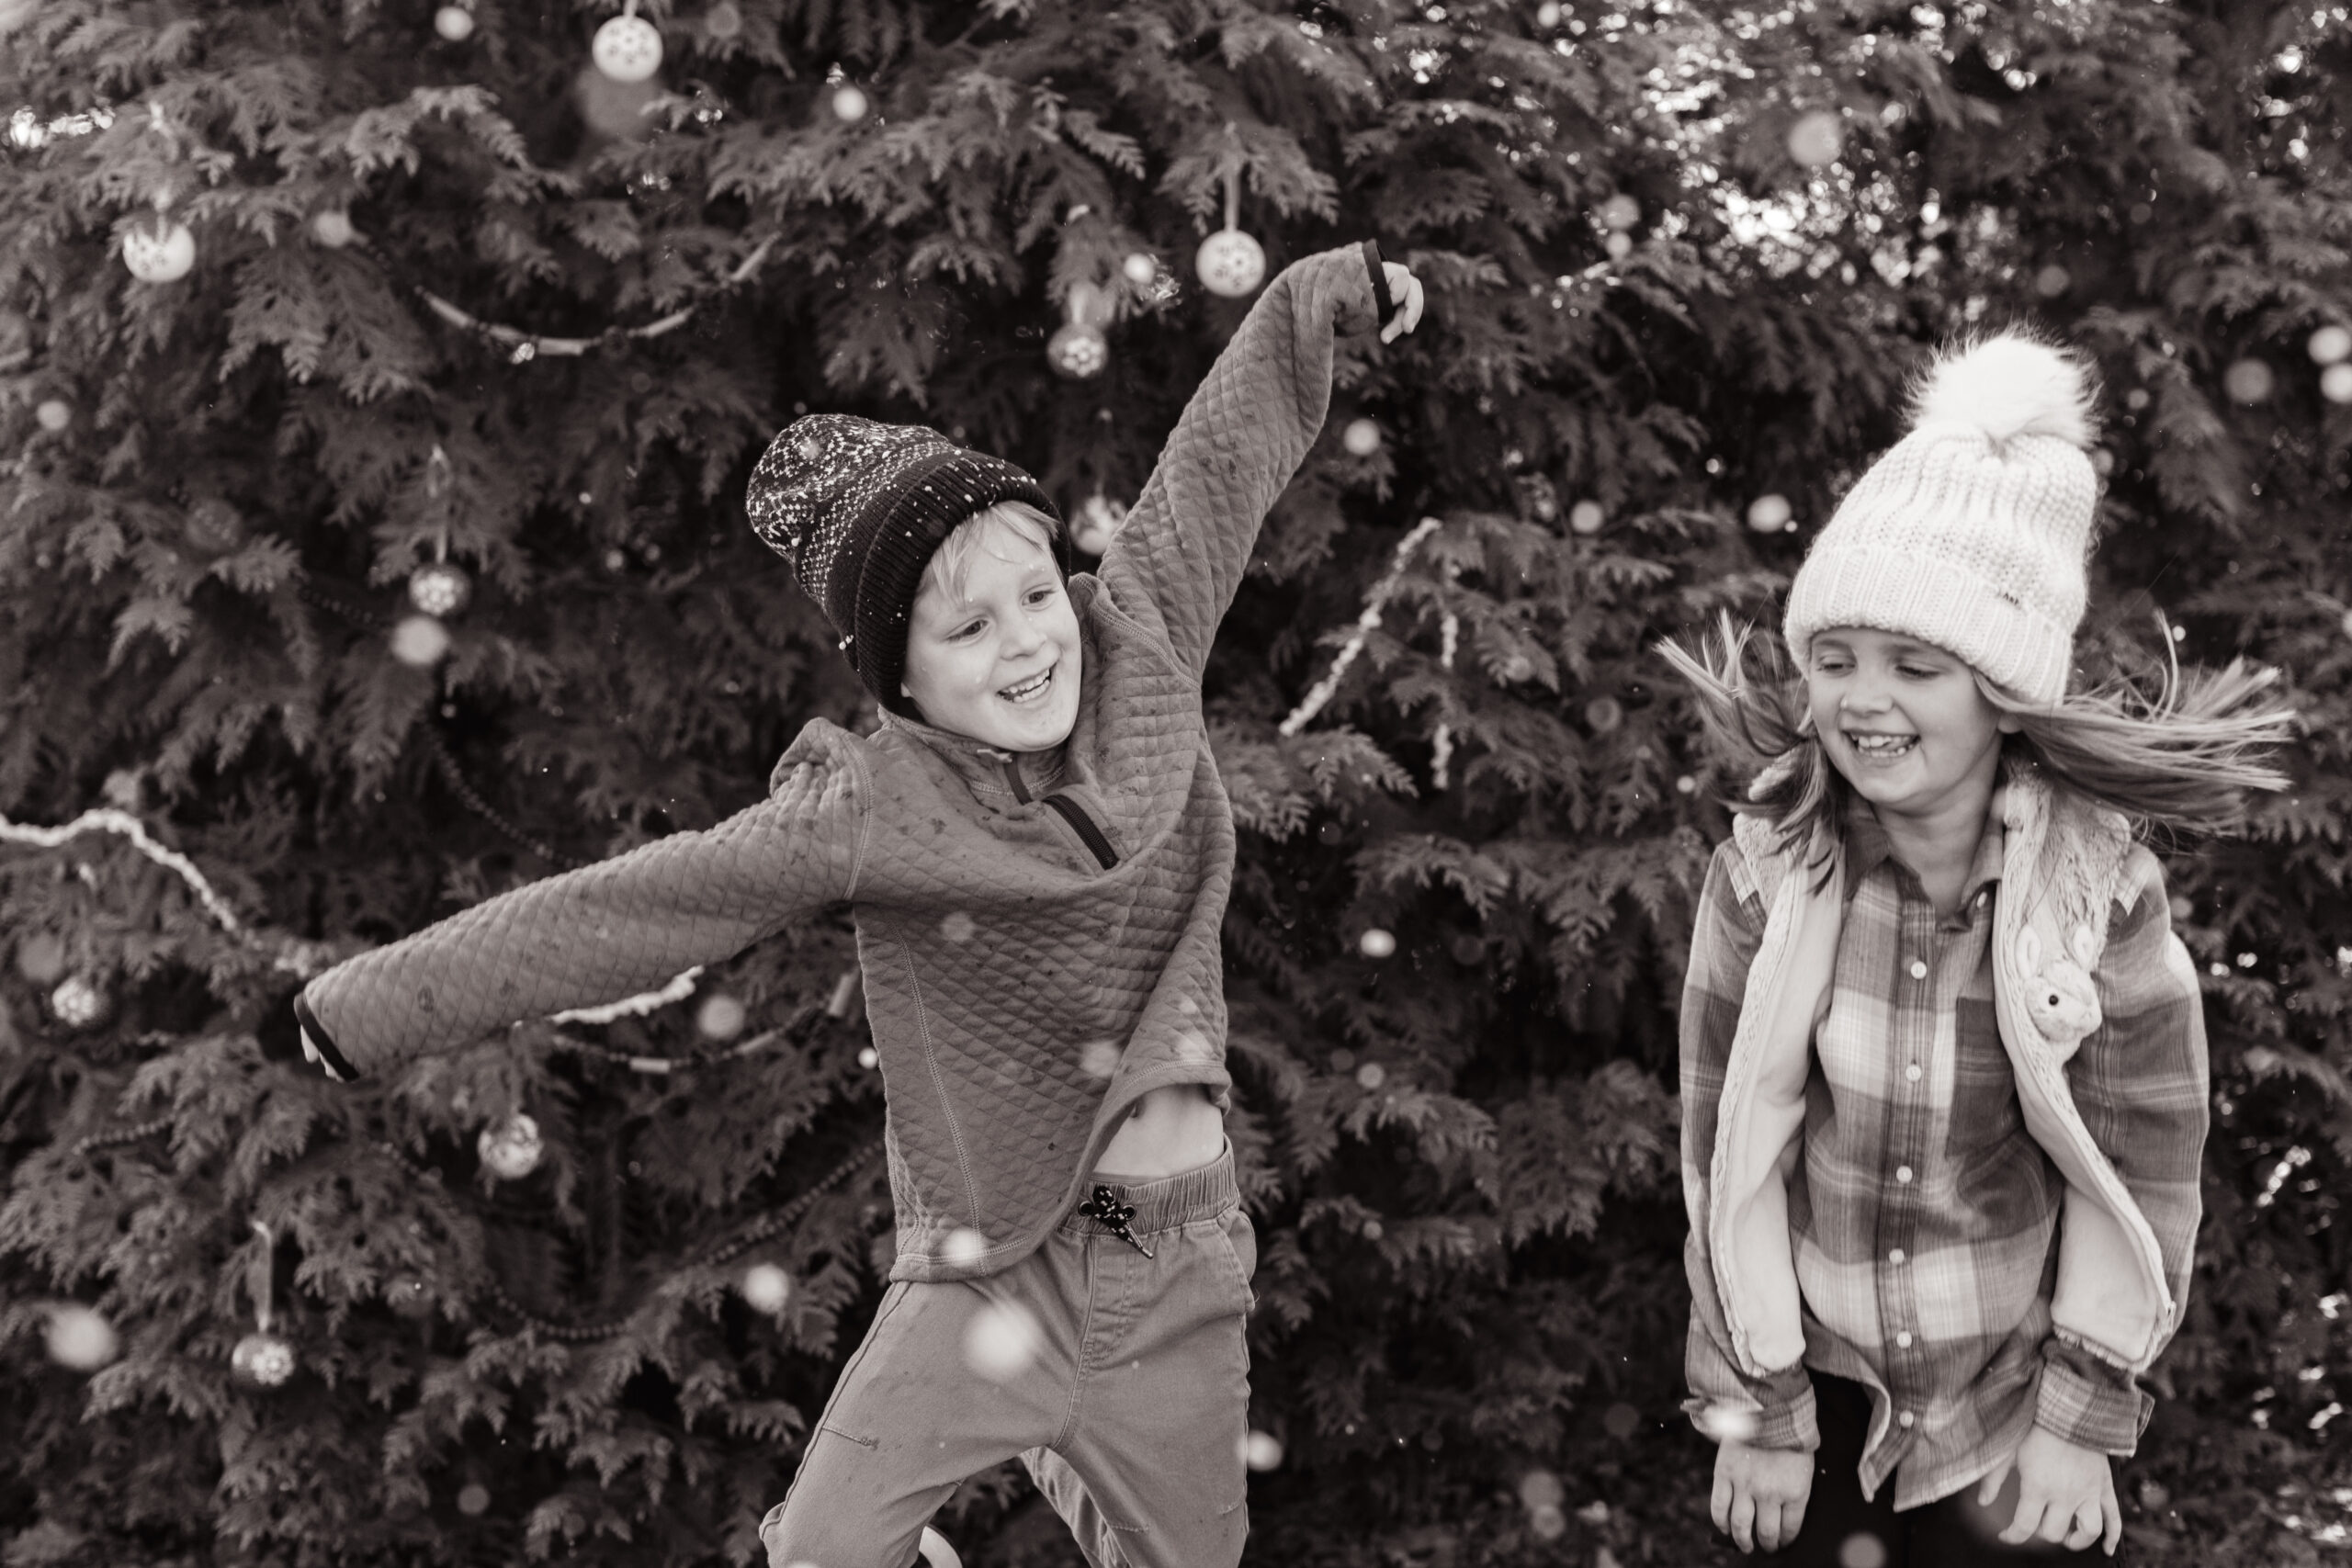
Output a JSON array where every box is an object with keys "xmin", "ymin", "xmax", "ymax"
[
  {"xmin": 1679, "ymin": 839, "xmax": 1820, "ymax": 1450},
  {"xmin": 296, "ymin": 745, "xmax": 864, "ymax": 1079},
  {"xmin": 2035, "ymin": 847, "xmax": 2208, "ymax": 1454},
  {"xmin": 1095, "ymin": 243, "xmax": 1384, "ymax": 679}
]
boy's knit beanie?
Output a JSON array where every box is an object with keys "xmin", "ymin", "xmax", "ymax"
[
  {"xmin": 1782, "ymin": 332, "xmax": 2101, "ymax": 707},
  {"xmin": 746, "ymin": 414, "xmax": 1066, "ymax": 712}
]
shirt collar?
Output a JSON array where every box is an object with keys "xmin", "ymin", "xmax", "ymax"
[{"xmin": 1842, "ymin": 795, "xmax": 2006, "ymax": 911}]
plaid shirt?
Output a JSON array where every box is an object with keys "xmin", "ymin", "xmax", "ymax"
[{"xmin": 1680, "ymin": 801, "xmax": 2208, "ymax": 1509}]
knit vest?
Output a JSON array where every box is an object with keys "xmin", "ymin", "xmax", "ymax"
[{"xmin": 1705, "ymin": 769, "xmax": 2185, "ymax": 1378}]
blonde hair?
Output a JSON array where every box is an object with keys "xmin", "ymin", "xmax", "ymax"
[
  {"xmin": 1657, "ymin": 614, "xmax": 2296, "ymax": 870},
  {"xmin": 920, "ymin": 501, "xmax": 1060, "ymax": 603}
]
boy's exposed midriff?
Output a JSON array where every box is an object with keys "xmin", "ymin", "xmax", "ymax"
[{"xmin": 1097, "ymin": 1082, "xmax": 1225, "ymax": 1179}]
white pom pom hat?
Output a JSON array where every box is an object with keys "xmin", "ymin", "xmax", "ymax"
[{"xmin": 1783, "ymin": 331, "xmax": 2100, "ymax": 707}]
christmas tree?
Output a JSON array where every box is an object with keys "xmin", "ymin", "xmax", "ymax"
[{"xmin": 4, "ymin": 2, "xmax": 2346, "ymax": 1564}]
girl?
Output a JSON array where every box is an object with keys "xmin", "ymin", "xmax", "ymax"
[{"xmin": 1659, "ymin": 333, "xmax": 2292, "ymax": 1565}]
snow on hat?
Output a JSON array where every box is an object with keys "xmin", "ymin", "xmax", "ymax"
[
  {"xmin": 1783, "ymin": 331, "xmax": 2101, "ymax": 707},
  {"xmin": 746, "ymin": 414, "xmax": 1066, "ymax": 712}
]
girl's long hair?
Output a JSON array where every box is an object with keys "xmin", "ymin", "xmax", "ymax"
[{"xmin": 1656, "ymin": 614, "xmax": 2297, "ymax": 869}]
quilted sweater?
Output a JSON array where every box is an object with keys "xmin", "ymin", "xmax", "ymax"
[{"xmin": 296, "ymin": 243, "xmax": 1386, "ymax": 1282}]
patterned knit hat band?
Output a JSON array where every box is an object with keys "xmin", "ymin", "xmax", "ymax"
[
  {"xmin": 1782, "ymin": 332, "xmax": 2101, "ymax": 708},
  {"xmin": 746, "ymin": 414, "xmax": 1063, "ymax": 710}
]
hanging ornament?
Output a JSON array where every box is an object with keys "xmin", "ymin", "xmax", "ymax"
[
  {"xmin": 434, "ymin": 5, "xmax": 475, "ymax": 41},
  {"xmin": 44, "ymin": 1304, "xmax": 120, "ymax": 1371},
  {"xmin": 741, "ymin": 1263, "xmax": 792, "ymax": 1314},
  {"xmin": 831, "ymin": 84, "xmax": 869, "ymax": 123},
  {"xmin": 592, "ymin": 4, "xmax": 663, "ymax": 84},
  {"xmin": 1567, "ymin": 500, "xmax": 1605, "ymax": 535},
  {"xmin": 122, "ymin": 214, "xmax": 196, "ymax": 284},
  {"xmin": 408, "ymin": 561, "xmax": 472, "ymax": 618},
  {"xmin": 1584, "ymin": 695, "xmax": 1624, "ymax": 734},
  {"xmin": 232, "ymin": 1330, "xmax": 297, "ymax": 1388},
  {"xmin": 706, "ymin": 2, "xmax": 742, "ymax": 39},
  {"xmin": 233, "ymin": 1220, "xmax": 296, "ymax": 1388},
  {"xmin": 15, "ymin": 931, "xmax": 67, "ymax": 986},
  {"xmin": 457, "ymin": 1483, "xmax": 492, "ymax": 1516},
  {"xmin": 1342, "ymin": 418, "xmax": 1382, "ymax": 456},
  {"xmin": 1603, "ymin": 231, "xmax": 1633, "ymax": 261},
  {"xmin": 2323, "ymin": 364, "xmax": 2352, "ymax": 405},
  {"xmin": 35, "ymin": 398, "xmax": 73, "ymax": 433},
  {"xmin": 2309, "ymin": 325, "xmax": 2352, "ymax": 366},
  {"xmin": 390, "ymin": 615, "xmax": 452, "ymax": 667},
  {"xmin": 1785, "ymin": 109, "xmax": 1844, "ymax": 168},
  {"xmin": 478, "ymin": 1112, "xmax": 544, "ymax": 1180},
  {"xmin": 1598, "ymin": 194, "xmax": 1641, "ymax": 231},
  {"xmin": 1121, "ymin": 252, "xmax": 1158, "ymax": 286},
  {"xmin": 50, "ymin": 976, "xmax": 108, "ymax": 1029},
  {"xmin": 1046, "ymin": 321, "xmax": 1107, "ymax": 379},
  {"xmin": 1746, "ymin": 493, "xmax": 1793, "ymax": 532},
  {"xmin": 695, "ymin": 992, "xmax": 747, "ymax": 1040},
  {"xmin": 1194, "ymin": 146, "xmax": 1265, "ymax": 299},
  {"xmin": 1430, "ymin": 601, "xmax": 1460, "ymax": 789},
  {"xmin": 2223, "ymin": 358, "xmax": 2275, "ymax": 405},
  {"xmin": 1244, "ymin": 1431, "xmax": 1284, "ymax": 1471},
  {"xmin": 856, "ymin": 1045, "xmax": 879, "ymax": 1069},
  {"xmin": 310, "ymin": 209, "xmax": 356, "ymax": 248},
  {"xmin": 183, "ymin": 498, "xmax": 246, "ymax": 557},
  {"xmin": 2033, "ymin": 264, "xmax": 2071, "ymax": 299},
  {"xmin": 1071, "ymin": 493, "xmax": 1125, "ymax": 556},
  {"xmin": 1358, "ymin": 929, "xmax": 1396, "ymax": 959}
]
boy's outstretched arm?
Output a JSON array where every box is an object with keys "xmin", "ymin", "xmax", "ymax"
[
  {"xmin": 1099, "ymin": 241, "xmax": 1421, "ymax": 680},
  {"xmin": 293, "ymin": 749, "xmax": 864, "ymax": 1081}
]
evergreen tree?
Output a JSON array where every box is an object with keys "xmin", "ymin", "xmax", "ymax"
[{"xmin": 3, "ymin": 2, "xmax": 2344, "ymax": 1564}]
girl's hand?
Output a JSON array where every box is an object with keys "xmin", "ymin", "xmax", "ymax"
[
  {"xmin": 1378, "ymin": 262, "xmax": 1425, "ymax": 344},
  {"xmin": 1711, "ymin": 1438, "xmax": 1815, "ymax": 1554},
  {"xmin": 299, "ymin": 1024, "xmax": 349, "ymax": 1082},
  {"xmin": 1980, "ymin": 1427, "xmax": 2120, "ymax": 1554}
]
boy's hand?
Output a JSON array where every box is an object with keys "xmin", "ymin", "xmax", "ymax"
[
  {"xmin": 1979, "ymin": 1427, "xmax": 2120, "ymax": 1554},
  {"xmin": 1378, "ymin": 262, "xmax": 1424, "ymax": 344},
  {"xmin": 299, "ymin": 1024, "xmax": 349, "ymax": 1082},
  {"xmin": 1711, "ymin": 1438, "xmax": 1814, "ymax": 1554}
]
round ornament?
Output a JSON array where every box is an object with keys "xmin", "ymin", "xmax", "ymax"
[
  {"xmin": 592, "ymin": 14, "xmax": 663, "ymax": 84},
  {"xmin": 831, "ymin": 85, "xmax": 869, "ymax": 123},
  {"xmin": 2323, "ymin": 363, "xmax": 2352, "ymax": 405},
  {"xmin": 706, "ymin": 1, "xmax": 742, "ymax": 39},
  {"xmin": 856, "ymin": 1045, "xmax": 879, "ymax": 1069},
  {"xmin": 1194, "ymin": 229, "xmax": 1266, "ymax": 299},
  {"xmin": 35, "ymin": 398, "xmax": 72, "ymax": 433},
  {"xmin": 50, "ymin": 976, "xmax": 107, "ymax": 1029},
  {"xmin": 2309, "ymin": 324, "xmax": 2352, "ymax": 366},
  {"xmin": 1603, "ymin": 231, "xmax": 1633, "ymax": 261},
  {"xmin": 232, "ymin": 1330, "xmax": 298, "ymax": 1389},
  {"xmin": 1746, "ymin": 493, "xmax": 1793, "ymax": 533},
  {"xmin": 1121, "ymin": 252, "xmax": 1158, "ymax": 286},
  {"xmin": 2223, "ymin": 357, "xmax": 2274, "ymax": 405},
  {"xmin": 1358, "ymin": 928, "xmax": 1396, "ymax": 959},
  {"xmin": 457, "ymin": 1483, "xmax": 492, "ymax": 1517},
  {"xmin": 1071, "ymin": 493, "xmax": 1125, "ymax": 556},
  {"xmin": 122, "ymin": 218, "xmax": 196, "ymax": 284},
  {"xmin": 310, "ymin": 209, "xmax": 356, "ymax": 249},
  {"xmin": 408, "ymin": 562, "xmax": 472, "ymax": 618},
  {"xmin": 183, "ymin": 498, "xmax": 245, "ymax": 557},
  {"xmin": 695, "ymin": 992, "xmax": 747, "ymax": 1040},
  {"xmin": 1584, "ymin": 696, "xmax": 1623, "ymax": 734},
  {"xmin": 478, "ymin": 1113, "xmax": 543, "ymax": 1180},
  {"xmin": 741, "ymin": 1262, "xmax": 791, "ymax": 1314},
  {"xmin": 435, "ymin": 6, "xmax": 475, "ymax": 40},
  {"xmin": 1786, "ymin": 109, "xmax": 1844, "ymax": 168},
  {"xmin": 45, "ymin": 1304, "xmax": 120, "ymax": 1371},
  {"xmin": 390, "ymin": 615, "xmax": 452, "ymax": 667},
  {"xmin": 2033, "ymin": 265, "xmax": 2071, "ymax": 299},
  {"xmin": 1598, "ymin": 194, "xmax": 1641, "ymax": 231},
  {"xmin": 15, "ymin": 931, "xmax": 67, "ymax": 986},
  {"xmin": 1244, "ymin": 1431, "xmax": 1284, "ymax": 1471},
  {"xmin": 1567, "ymin": 500, "xmax": 1605, "ymax": 535},
  {"xmin": 1341, "ymin": 418, "xmax": 1382, "ymax": 457},
  {"xmin": 1046, "ymin": 321, "xmax": 1107, "ymax": 379}
]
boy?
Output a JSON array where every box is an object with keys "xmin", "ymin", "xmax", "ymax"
[{"xmin": 295, "ymin": 241, "xmax": 1423, "ymax": 1568}]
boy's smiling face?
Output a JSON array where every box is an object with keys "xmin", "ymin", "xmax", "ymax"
[
  {"xmin": 1804, "ymin": 626, "xmax": 2018, "ymax": 823},
  {"xmin": 899, "ymin": 515, "xmax": 1081, "ymax": 754}
]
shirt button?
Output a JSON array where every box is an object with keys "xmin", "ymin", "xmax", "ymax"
[
  {"xmin": 1896, "ymin": 1165, "xmax": 1914, "ymax": 1184},
  {"xmin": 1898, "ymin": 1410, "xmax": 1917, "ymax": 1428},
  {"xmin": 1896, "ymin": 1331, "xmax": 1914, "ymax": 1348},
  {"xmin": 1889, "ymin": 1247, "xmax": 1907, "ymax": 1264},
  {"xmin": 1905, "ymin": 1063, "xmax": 1923, "ymax": 1083},
  {"xmin": 1908, "ymin": 958, "xmax": 1928, "ymax": 979}
]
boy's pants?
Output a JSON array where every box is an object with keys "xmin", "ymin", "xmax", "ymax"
[
  {"xmin": 759, "ymin": 1148, "xmax": 1257, "ymax": 1568},
  {"xmin": 1762, "ymin": 1373, "xmax": 2125, "ymax": 1566}
]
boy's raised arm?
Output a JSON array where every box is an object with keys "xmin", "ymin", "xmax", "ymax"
[
  {"xmin": 1098, "ymin": 242, "xmax": 1396, "ymax": 680},
  {"xmin": 295, "ymin": 748, "xmax": 864, "ymax": 1081}
]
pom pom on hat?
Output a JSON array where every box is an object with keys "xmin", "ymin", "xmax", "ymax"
[{"xmin": 1909, "ymin": 332, "xmax": 2098, "ymax": 451}]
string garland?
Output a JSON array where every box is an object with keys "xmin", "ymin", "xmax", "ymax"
[
  {"xmin": 0, "ymin": 807, "xmax": 253, "ymax": 939},
  {"xmin": 1278, "ymin": 516, "xmax": 1444, "ymax": 737},
  {"xmin": 414, "ymin": 235, "xmax": 777, "ymax": 364},
  {"xmin": 1430, "ymin": 605, "xmax": 1461, "ymax": 790}
]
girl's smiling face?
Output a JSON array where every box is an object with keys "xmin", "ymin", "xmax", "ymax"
[
  {"xmin": 899, "ymin": 514, "xmax": 1081, "ymax": 754},
  {"xmin": 1804, "ymin": 626, "xmax": 2018, "ymax": 823}
]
